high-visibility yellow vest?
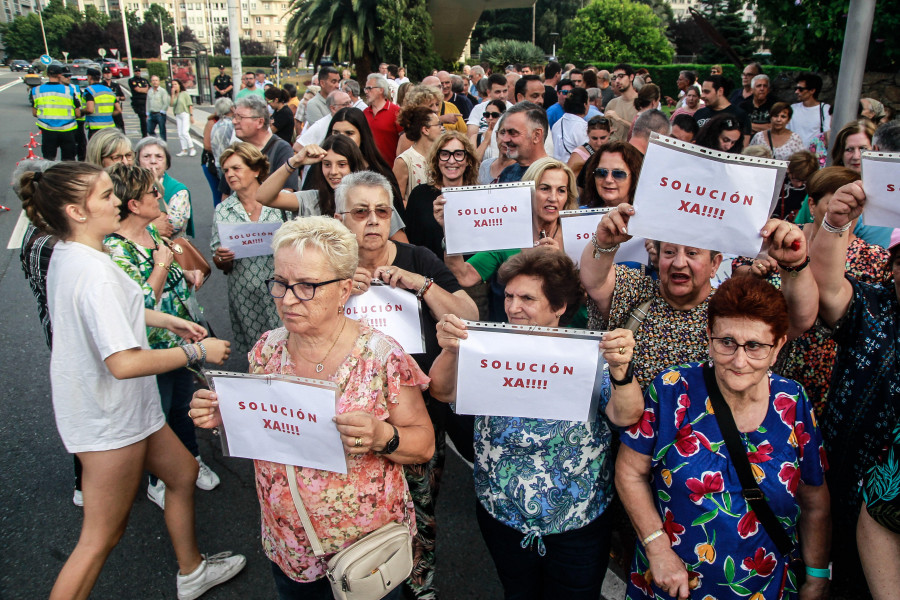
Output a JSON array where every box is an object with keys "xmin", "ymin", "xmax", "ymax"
[
  {"xmin": 85, "ymin": 84, "xmax": 116, "ymax": 130},
  {"xmin": 32, "ymin": 83, "xmax": 76, "ymax": 132}
]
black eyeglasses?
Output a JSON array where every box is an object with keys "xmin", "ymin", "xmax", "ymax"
[
  {"xmin": 339, "ymin": 206, "xmax": 393, "ymax": 220},
  {"xmin": 266, "ymin": 278, "xmax": 343, "ymax": 301},
  {"xmin": 710, "ymin": 337, "xmax": 775, "ymax": 360},
  {"xmin": 594, "ymin": 168, "xmax": 629, "ymax": 180},
  {"xmin": 439, "ymin": 149, "xmax": 468, "ymax": 162},
  {"xmin": 484, "ymin": 111, "xmax": 504, "ymax": 119}
]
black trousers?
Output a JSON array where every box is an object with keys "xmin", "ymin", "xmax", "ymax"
[
  {"xmin": 113, "ymin": 112, "xmax": 125, "ymax": 132},
  {"xmin": 39, "ymin": 128, "xmax": 76, "ymax": 161},
  {"xmin": 132, "ymin": 103, "xmax": 148, "ymax": 137},
  {"xmin": 74, "ymin": 121, "xmax": 86, "ymax": 161}
]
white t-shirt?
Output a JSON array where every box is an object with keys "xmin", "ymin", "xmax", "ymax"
[
  {"xmin": 48, "ymin": 241, "xmax": 165, "ymax": 453},
  {"xmin": 787, "ymin": 102, "xmax": 831, "ymax": 146},
  {"xmin": 299, "ymin": 113, "xmax": 332, "ymax": 146},
  {"xmin": 552, "ymin": 113, "xmax": 588, "ymax": 162}
]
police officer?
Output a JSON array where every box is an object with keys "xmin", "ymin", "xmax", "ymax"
[
  {"xmin": 129, "ymin": 69, "xmax": 150, "ymax": 137},
  {"xmin": 58, "ymin": 66, "xmax": 87, "ymax": 161},
  {"xmin": 102, "ymin": 65, "xmax": 127, "ymax": 132},
  {"xmin": 83, "ymin": 68, "xmax": 120, "ymax": 138},
  {"xmin": 31, "ymin": 63, "xmax": 79, "ymax": 161},
  {"xmin": 213, "ymin": 65, "xmax": 232, "ymax": 99}
]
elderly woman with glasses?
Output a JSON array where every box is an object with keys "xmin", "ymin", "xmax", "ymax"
[
  {"xmin": 135, "ymin": 136, "xmax": 192, "ymax": 238},
  {"xmin": 190, "ymin": 214, "xmax": 436, "ymax": 599},
  {"xmin": 85, "ymin": 128, "xmax": 134, "ymax": 168},
  {"xmin": 615, "ymin": 275, "xmax": 831, "ymax": 600},
  {"xmin": 103, "ymin": 163, "xmax": 221, "ymax": 509}
]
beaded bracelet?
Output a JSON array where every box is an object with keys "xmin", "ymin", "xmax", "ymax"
[
  {"xmin": 197, "ymin": 340, "xmax": 207, "ymax": 363},
  {"xmin": 821, "ymin": 217, "xmax": 851, "ymax": 235},
  {"xmin": 416, "ymin": 277, "xmax": 434, "ymax": 299},
  {"xmin": 591, "ymin": 232, "xmax": 620, "ymax": 258},
  {"xmin": 180, "ymin": 343, "xmax": 198, "ymax": 367}
]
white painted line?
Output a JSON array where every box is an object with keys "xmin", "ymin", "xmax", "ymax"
[
  {"xmin": 6, "ymin": 210, "xmax": 29, "ymax": 250},
  {"xmin": 0, "ymin": 79, "xmax": 23, "ymax": 94}
]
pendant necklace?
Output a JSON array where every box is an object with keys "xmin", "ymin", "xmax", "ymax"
[{"xmin": 296, "ymin": 318, "xmax": 346, "ymax": 373}]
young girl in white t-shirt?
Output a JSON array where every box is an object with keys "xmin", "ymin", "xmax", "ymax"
[{"xmin": 19, "ymin": 162, "xmax": 245, "ymax": 600}]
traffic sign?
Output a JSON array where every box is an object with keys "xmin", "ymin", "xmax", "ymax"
[
  {"xmin": 98, "ymin": 48, "xmax": 107, "ymax": 57},
  {"xmin": 225, "ymin": 48, "xmax": 230, "ymax": 55},
  {"xmin": 110, "ymin": 48, "xmax": 118, "ymax": 55},
  {"xmin": 40, "ymin": 55, "xmax": 51, "ymax": 65}
]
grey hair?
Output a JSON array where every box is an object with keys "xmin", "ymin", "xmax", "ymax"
[
  {"xmin": 470, "ymin": 66, "xmax": 485, "ymax": 77},
  {"xmin": 742, "ymin": 145, "xmax": 773, "ymax": 159},
  {"xmin": 134, "ymin": 136, "xmax": 172, "ymax": 170},
  {"xmin": 873, "ymin": 120, "xmax": 900, "ymax": 151},
  {"xmin": 214, "ymin": 97, "xmax": 234, "ymax": 118},
  {"xmin": 326, "ymin": 90, "xmax": 349, "ymax": 107},
  {"xmin": 365, "ymin": 74, "xmax": 392, "ymax": 100},
  {"xmin": 750, "ymin": 74, "xmax": 770, "ymax": 87},
  {"xmin": 270, "ymin": 216, "xmax": 359, "ymax": 279},
  {"xmin": 587, "ymin": 87, "xmax": 601, "ymax": 102},
  {"xmin": 597, "ymin": 70, "xmax": 610, "ymax": 83},
  {"xmin": 235, "ymin": 94, "xmax": 271, "ymax": 126},
  {"xmin": 334, "ymin": 170, "xmax": 394, "ymax": 214},
  {"xmin": 11, "ymin": 159, "xmax": 56, "ymax": 197},
  {"xmin": 506, "ymin": 101, "xmax": 548, "ymax": 141},
  {"xmin": 450, "ymin": 75, "xmax": 466, "ymax": 94},
  {"xmin": 632, "ymin": 109, "xmax": 672, "ymax": 139},
  {"xmin": 85, "ymin": 128, "xmax": 132, "ymax": 166},
  {"xmin": 340, "ymin": 79, "xmax": 360, "ymax": 98}
]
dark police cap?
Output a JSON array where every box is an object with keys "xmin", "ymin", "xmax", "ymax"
[
  {"xmin": 86, "ymin": 68, "xmax": 102, "ymax": 78},
  {"xmin": 101, "ymin": 65, "xmax": 113, "ymax": 73},
  {"xmin": 47, "ymin": 64, "xmax": 64, "ymax": 75}
]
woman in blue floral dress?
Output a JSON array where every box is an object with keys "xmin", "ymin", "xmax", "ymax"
[
  {"xmin": 616, "ymin": 275, "xmax": 831, "ymax": 600},
  {"xmin": 428, "ymin": 247, "xmax": 646, "ymax": 599}
]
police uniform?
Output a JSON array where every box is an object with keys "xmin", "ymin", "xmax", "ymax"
[
  {"xmin": 84, "ymin": 69, "xmax": 117, "ymax": 138},
  {"xmin": 213, "ymin": 70, "xmax": 232, "ymax": 99},
  {"xmin": 102, "ymin": 67, "xmax": 126, "ymax": 132},
  {"xmin": 32, "ymin": 65, "xmax": 77, "ymax": 161},
  {"xmin": 129, "ymin": 74, "xmax": 150, "ymax": 137}
]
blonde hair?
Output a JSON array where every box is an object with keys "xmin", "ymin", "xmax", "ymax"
[
  {"xmin": 271, "ymin": 216, "xmax": 358, "ymax": 279},
  {"xmin": 404, "ymin": 84, "xmax": 442, "ymax": 109},
  {"xmin": 219, "ymin": 142, "xmax": 270, "ymax": 182},
  {"xmin": 85, "ymin": 128, "xmax": 132, "ymax": 166},
  {"xmin": 522, "ymin": 157, "xmax": 577, "ymax": 210}
]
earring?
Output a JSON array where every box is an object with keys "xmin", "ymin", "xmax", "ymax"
[
  {"xmin": 79, "ymin": 217, "xmax": 87, "ymax": 222},
  {"xmin": 338, "ymin": 305, "xmax": 344, "ymax": 314}
]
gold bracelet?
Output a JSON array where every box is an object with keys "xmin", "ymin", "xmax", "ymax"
[
  {"xmin": 155, "ymin": 262, "xmax": 169, "ymax": 270},
  {"xmin": 641, "ymin": 528, "xmax": 665, "ymax": 547}
]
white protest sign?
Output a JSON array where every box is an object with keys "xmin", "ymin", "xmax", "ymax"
[
  {"xmin": 208, "ymin": 372, "xmax": 348, "ymax": 474},
  {"xmin": 862, "ymin": 151, "xmax": 900, "ymax": 229},
  {"xmin": 443, "ymin": 181, "xmax": 534, "ymax": 255},
  {"xmin": 216, "ymin": 222, "xmax": 282, "ymax": 259},
  {"xmin": 455, "ymin": 321, "xmax": 605, "ymax": 422},
  {"xmin": 628, "ymin": 134, "xmax": 786, "ymax": 257},
  {"xmin": 344, "ymin": 284, "xmax": 425, "ymax": 354},
  {"xmin": 559, "ymin": 208, "xmax": 649, "ymax": 267}
]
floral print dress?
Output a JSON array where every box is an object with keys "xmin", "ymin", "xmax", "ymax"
[
  {"xmin": 622, "ymin": 363, "xmax": 826, "ymax": 600},
  {"xmin": 248, "ymin": 324, "xmax": 430, "ymax": 582}
]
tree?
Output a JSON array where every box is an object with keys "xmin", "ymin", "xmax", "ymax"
[
  {"xmin": 752, "ymin": 0, "xmax": 900, "ymax": 72},
  {"xmin": 479, "ymin": 39, "xmax": 546, "ymax": 72},
  {"xmin": 472, "ymin": 0, "xmax": 583, "ymax": 55},
  {"xmin": 144, "ymin": 3, "xmax": 175, "ymax": 44},
  {"xmin": 284, "ymin": 0, "xmax": 381, "ymax": 81},
  {"xmin": 560, "ymin": 0, "xmax": 674, "ymax": 65},
  {"xmin": 667, "ymin": 17, "xmax": 706, "ymax": 57},
  {"xmin": 695, "ymin": 0, "xmax": 756, "ymax": 64},
  {"xmin": 214, "ymin": 26, "xmax": 271, "ymax": 56},
  {"xmin": 376, "ymin": 0, "xmax": 440, "ymax": 78}
]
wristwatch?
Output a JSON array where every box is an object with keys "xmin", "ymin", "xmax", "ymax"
[
  {"xmin": 610, "ymin": 361, "xmax": 634, "ymax": 387},
  {"xmin": 377, "ymin": 425, "xmax": 400, "ymax": 454}
]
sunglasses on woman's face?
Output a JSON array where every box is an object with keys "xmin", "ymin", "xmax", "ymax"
[
  {"xmin": 484, "ymin": 111, "xmax": 503, "ymax": 119},
  {"xmin": 594, "ymin": 168, "xmax": 629, "ymax": 180}
]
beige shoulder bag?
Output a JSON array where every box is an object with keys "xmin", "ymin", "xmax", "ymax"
[{"xmin": 285, "ymin": 465, "xmax": 413, "ymax": 600}]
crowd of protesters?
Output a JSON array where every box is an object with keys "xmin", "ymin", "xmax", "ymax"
[{"xmin": 18, "ymin": 57, "xmax": 900, "ymax": 600}]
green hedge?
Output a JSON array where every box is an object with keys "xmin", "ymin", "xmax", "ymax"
[
  {"xmin": 146, "ymin": 60, "xmax": 168, "ymax": 80},
  {"xmin": 584, "ymin": 63, "xmax": 807, "ymax": 103},
  {"xmin": 132, "ymin": 59, "xmax": 147, "ymax": 69}
]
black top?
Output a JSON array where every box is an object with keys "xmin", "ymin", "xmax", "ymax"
[
  {"xmin": 543, "ymin": 85, "xmax": 557, "ymax": 109},
  {"xmin": 128, "ymin": 76, "xmax": 149, "ymax": 105},
  {"xmin": 108, "ymin": 80, "xmax": 126, "ymax": 103},
  {"xmin": 214, "ymin": 74, "xmax": 232, "ymax": 97},
  {"xmin": 739, "ymin": 96, "xmax": 776, "ymax": 126},
  {"xmin": 449, "ymin": 93, "xmax": 473, "ymax": 121},
  {"xmin": 404, "ymin": 184, "xmax": 445, "ymax": 259},
  {"xmin": 390, "ymin": 241, "xmax": 463, "ymax": 372},
  {"xmin": 694, "ymin": 103, "xmax": 752, "ymax": 136},
  {"xmin": 272, "ymin": 105, "xmax": 294, "ymax": 144}
]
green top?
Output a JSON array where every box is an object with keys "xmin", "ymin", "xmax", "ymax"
[
  {"xmin": 792, "ymin": 197, "xmax": 814, "ymax": 224},
  {"xmin": 236, "ymin": 87, "xmax": 265, "ymax": 100},
  {"xmin": 172, "ymin": 90, "xmax": 192, "ymax": 115}
]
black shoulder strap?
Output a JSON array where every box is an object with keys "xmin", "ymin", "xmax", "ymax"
[
  {"xmin": 819, "ymin": 103, "xmax": 825, "ymax": 133},
  {"xmin": 702, "ymin": 365, "xmax": 795, "ymax": 557},
  {"xmin": 767, "ymin": 130, "xmax": 774, "ymax": 152}
]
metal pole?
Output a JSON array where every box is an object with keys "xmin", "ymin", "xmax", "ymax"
[
  {"xmin": 531, "ymin": 1, "xmax": 536, "ymax": 45},
  {"xmin": 36, "ymin": 0, "xmax": 49, "ymax": 56},
  {"xmin": 121, "ymin": 6, "xmax": 135, "ymax": 78},
  {"xmin": 227, "ymin": 0, "xmax": 242, "ymax": 100},
  {"xmin": 173, "ymin": 1, "xmax": 181, "ymax": 55},
  {"xmin": 827, "ymin": 0, "xmax": 875, "ymax": 162}
]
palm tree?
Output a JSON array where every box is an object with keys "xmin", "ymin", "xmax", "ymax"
[{"xmin": 284, "ymin": 0, "xmax": 380, "ymax": 80}]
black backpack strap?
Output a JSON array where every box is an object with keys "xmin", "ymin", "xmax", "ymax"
[{"xmin": 702, "ymin": 365, "xmax": 795, "ymax": 557}]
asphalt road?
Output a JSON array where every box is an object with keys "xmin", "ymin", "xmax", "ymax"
[{"xmin": 0, "ymin": 69, "xmax": 624, "ymax": 600}]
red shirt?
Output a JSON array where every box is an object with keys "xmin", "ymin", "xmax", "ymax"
[{"xmin": 364, "ymin": 101, "xmax": 402, "ymax": 165}]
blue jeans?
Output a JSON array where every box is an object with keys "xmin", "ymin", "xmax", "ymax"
[
  {"xmin": 475, "ymin": 501, "xmax": 612, "ymax": 600},
  {"xmin": 270, "ymin": 561, "xmax": 404, "ymax": 600},
  {"xmin": 149, "ymin": 367, "xmax": 197, "ymax": 485},
  {"xmin": 148, "ymin": 112, "xmax": 167, "ymax": 140}
]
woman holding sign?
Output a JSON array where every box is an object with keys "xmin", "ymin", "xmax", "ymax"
[
  {"xmin": 615, "ymin": 275, "xmax": 831, "ymax": 600},
  {"xmin": 210, "ymin": 142, "xmax": 283, "ymax": 355},
  {"xmin": 21, "ymin": 162, "xmax": 243, "ymax": 600},
  {"xmin": 429, "ymin": 246, "xmax": 645, "ymax": 600},
  {"xmin": 190, "ymin": 216, "xmax": 435, "ymax": 599}
]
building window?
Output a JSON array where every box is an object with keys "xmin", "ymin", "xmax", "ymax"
[
  {"xmin": 242, "ymin": 16, "xmax": 248, "ymax": 23},
  {"xmin": 256, "ymin": 29, "xmax": 262, "ymax": 37}
]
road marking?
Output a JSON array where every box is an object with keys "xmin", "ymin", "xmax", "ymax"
[
  {"xmin": 0, "ymin": 79, "xmax": 23, "ymax": 94},
  {"xmin": 7, "ymin": 210, "xmax": 29, "ymax": 250}
]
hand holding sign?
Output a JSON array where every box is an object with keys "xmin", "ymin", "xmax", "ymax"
[
  {"xmin": 825, "ymin": 181, "xmax": 867, "ymax": 229},
  {"xmin": 374, "ymin": 265, "xmax": 427, "ymax": 293},
  {"xmin": 435, "ymin": 313, "xmax": 469, "ymax": 353},
  {"xmin": 350, "ymin": 266, "xmax": 373, "ymax": 295},
  {"xmin": 861, "ymin": 152, "xmax": 900, "ymax": 228},
  {"xmin": 596, "ymin": 204, "xmax": 636, "ymax": 247},
  {"xmin": 599, "ymin": 328, "xmax": 635, "ymax": 379},
  {"xmin": 191, "ymin": 388, "xmax": 223, "ymax": 429},
  {"xmin": 334, "ymin": 411, "xmax": 391, "ymax": 456},
  {"xmin": 433, "ymin": 195, "xmax": 446, "ymax": 228}
]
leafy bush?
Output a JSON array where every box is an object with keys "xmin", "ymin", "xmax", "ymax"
[
  {"xmin": 561, "ymin": 0, "xmax": 673, "ymax": 65},
  {"xmin": 146, "ymin": 60, "xmax": 167, "ymax": 80},
  {"xmin": 479, "ymin": 39, "xmax": 546, "ymax": 71}
]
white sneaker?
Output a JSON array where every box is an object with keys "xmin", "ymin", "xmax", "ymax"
[
  {"xmin": 176, "ymin": 150, "xmax": 189, "ymax": 157},
  {"xmin": 72, "ymin": 489, "xmax": 83, "ymax": 507},
  {"xmin": 189, "ymin": 147, "xmax": 197, "ymax": 157},
  {"xmin": 176, "ymin": 551, "xmax": 246, "ymax": 600},
  {"xmin": 195, "ymin": 456, "xmax": 220, "ymax": 491},
  {"xmin": 147, "ymin": 479, "xmax": 166, "ymax": 510}
]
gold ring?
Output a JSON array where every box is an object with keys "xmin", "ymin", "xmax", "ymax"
[
  {"xmin": 618, "ymin": 346, "xmax": 626, "ymax": 354},
  {"xmin": 188, "ymin": 409, "xmax": 194, "ymax": 419},
  {"xmin": 356, "ymin": 283, "xmax": 361, "ymax": 290},
  {"xmin": 354, "ymin": 437, "xmax": 363, "ymax": 447}
]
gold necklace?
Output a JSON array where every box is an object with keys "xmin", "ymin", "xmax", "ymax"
[{"xmin": 294, "ymin": 318, "xmax": 346, "ymax": 373}]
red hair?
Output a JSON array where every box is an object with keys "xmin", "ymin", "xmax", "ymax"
[{"xmin": 708, "ymin": 275, "xmax": 789, "ymax": 340}]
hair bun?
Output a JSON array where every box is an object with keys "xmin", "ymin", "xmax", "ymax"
[{"xmin": 32, "ymin": 171, "xmax": 43, "ymax": 182}]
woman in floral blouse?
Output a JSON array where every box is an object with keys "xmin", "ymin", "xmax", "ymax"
[
  {"xmin": 429, "ymin": 247, "xmax": 645, "ymax": 599},
  {"xmin": 616, "ymin": 275, "xmax": 831, "ymax": 600},
  {"xmin": 190, "ymin": 216, "xmax": 435, "ymax": 598}
]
